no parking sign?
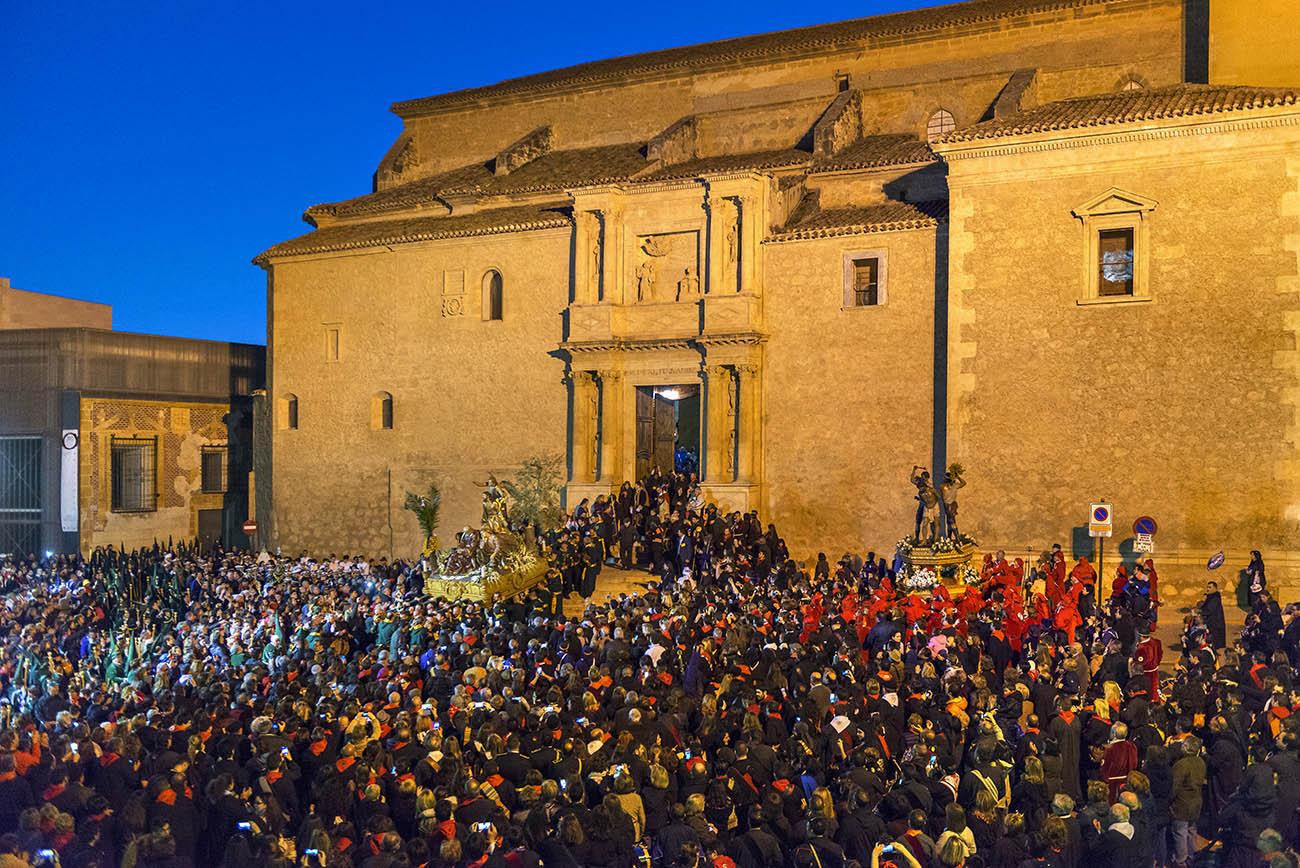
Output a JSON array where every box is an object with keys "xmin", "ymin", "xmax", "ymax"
[{"xmin": 1089, "ymin": 502, "xmax": 1113, "ymax": 538}]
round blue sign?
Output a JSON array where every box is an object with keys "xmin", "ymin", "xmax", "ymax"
[
  {"xmin": 1093, "ymin": 506, "xmax": 1109, "ymax": 522},
  {"xmin": 1134, "ymin": 516, "xmax": 1157, "ymax": 536}
]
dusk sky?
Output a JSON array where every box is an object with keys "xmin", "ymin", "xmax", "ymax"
[{"xmin": 2, "ymin": 1, "xmax": 935, "ymax": 345}]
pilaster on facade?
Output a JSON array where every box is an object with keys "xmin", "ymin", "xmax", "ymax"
[{"xmin": 1277, "ymin": 155, "xmax": 1300, "ymax": 523}]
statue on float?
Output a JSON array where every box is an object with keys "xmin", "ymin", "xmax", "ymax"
[{"xmin": 899, "ymin": 463, "xmax": 978, "ymax": 591}]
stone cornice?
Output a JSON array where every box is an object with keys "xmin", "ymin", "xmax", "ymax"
[{"xmin": 935, "ymin": 108, "xmax": 1300, "ymax": 162}]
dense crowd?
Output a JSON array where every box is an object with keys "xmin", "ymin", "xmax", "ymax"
[{"xmin": 0, "ymin": 470, "xmax": 1296, "ymax": 868}]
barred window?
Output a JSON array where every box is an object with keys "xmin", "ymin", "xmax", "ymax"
[
  {"xmin": 111, "ymin": 436, "xmax": 157, "ymax": 513},
  {"xmin": 201, "ymin": 445, "xmax": 228, "ymax": 493}
]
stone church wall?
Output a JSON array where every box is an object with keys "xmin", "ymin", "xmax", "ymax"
[
  {"xmin": 386, "ymin": 0, "xmax": 1184, "ymax": 182},
  {"xmin": 944, "ymin": 120, "xmax": 1300, "ymax": 603},
  {"xmin": 269, "ymin": 230, "xmax": 570, "ymax": 558},
  {"xmin": 762, "ymin": 226, "xmax": 939, "ymax": 561}
]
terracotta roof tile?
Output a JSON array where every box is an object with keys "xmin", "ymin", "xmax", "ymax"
[
  {"xmin": 810, "ymin": 134, "xmax": 936, "ymax": 172},
  {"xmin": 936, "ymin": 84, "xmax": 1300, "ymax": 144},
  {"xmin": 636, "ymin": 148, "xmax": 812, "ymax": 182},
  {"xmin": 254, "ymin": 204, "xmax": 569, "ymax": 264},
  {"xmin": 442, "ymin": 143, "xmax": 649, "ymax": 195},
  {"xmin": 768, "ymin": 198, "xmax": 946, "ymax": 242},
  {"xmin": 392, "ymin": 0, "xmax": 1116, "ymax": 116}
]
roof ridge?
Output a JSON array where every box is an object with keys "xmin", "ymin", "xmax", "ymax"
[{"xmin": 391, "ymin": 0, "xmax": 1118, "ymax": 118}]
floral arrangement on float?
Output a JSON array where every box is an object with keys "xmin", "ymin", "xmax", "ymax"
[{"xmin": 898, "ymin": 566, "xmax": 939, "ymax": 592}]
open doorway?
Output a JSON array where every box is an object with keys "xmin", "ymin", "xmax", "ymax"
[{"xmin": 635, "ymin": 385, "xmax": 700, "ymax": 480}]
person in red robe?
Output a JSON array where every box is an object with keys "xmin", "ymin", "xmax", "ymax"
[
  {"xmin": 1070, "ymin": 556, "xmax": 1097, "ymax": 585},
  {"xmin": 1134, "ymin": 626, "xmax": 1163, "ymax": 701},
  {"xmin": 1054, "ymin": 598, "xmax": 1082, "ymax": 645},
  {"xmin": 1143, "ymin": 558, "xmax": 1160, "ymax": 606},
  {"xmin": 1100, "ymin": 723, "xmax": 1139, "ymax": 801}
]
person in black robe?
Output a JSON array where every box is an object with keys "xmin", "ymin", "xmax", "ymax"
[
  {"xmin": 1048, "ymin": 696, "xmax": 1083, "ymax": 803},
  {"xmin": 1200, "ymin": 580, "xmax": 1227, "ymax": 650}
]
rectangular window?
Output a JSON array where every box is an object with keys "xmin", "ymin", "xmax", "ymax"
[
  {"xmin": 324, "ymin": 326, "xmax": 340, "ymax": 362},
  {"xmin": 111, "ymin": 436, "xmax": 157, "ymax": 513},
  {"xmin": 201, "ymin": 445, "xmax": 227, "ymax": 493},
  {"xmin": 852, "ymin": 258, "xmax": 879, "ymax": 306},
  {"xmin": 1097, "ymin": 228, "xmax": 1135, "ymax": 296},
  {"xmin": 842, "ymin": 249, "xmax": 888, "ymax": 309}
]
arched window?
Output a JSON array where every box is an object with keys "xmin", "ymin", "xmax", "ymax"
[
  {"xmin": 279, "ymin": 393, "xmax": 299, "ymax": 430},
  {"xmin": 926, "ymin": 109, "xmax": 956, "ymax": 142},
  {"xmin": 482, "ymin": 270, "xmax": 503, "ymax": 321},
  {"xmin": 371, "ymin": 391, "xmax": 394, "ymax": 430}
]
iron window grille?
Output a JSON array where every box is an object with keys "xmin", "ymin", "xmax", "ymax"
[
  {"xmin": 201, "ymin": 445, "xmax": 228, "ymax": 493},
  {"xmin": 111, "ymin": 436, "xmax": 157, "ymax": 513}
]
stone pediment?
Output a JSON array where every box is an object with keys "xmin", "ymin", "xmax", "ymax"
[{"xmin": 1071, "ymin": 187, "xmax": 1158, "ymax": 219}]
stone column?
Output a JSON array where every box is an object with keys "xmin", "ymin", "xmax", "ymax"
[
  {"xmin": 701, "ymin": 364, "xmax": 729, "ymax": 483},
  {"xmin": 570, "ymin": 371, "xmax": 597, "ymax": 483},
  {"xmin": 597, "ymin": 370, "xmax": 623, "ymax": 482},
  {"xmin": 573, "ymin": 214, "xmax": 591, "ymax": 304},
  {"xmin": 735, "ymin": 363, "xmax": 759, "ymax": 482}
]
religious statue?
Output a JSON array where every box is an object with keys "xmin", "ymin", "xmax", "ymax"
[
  {"xmin": 476, "ymin": 474, "xmax": 509, "ymax": 531},
  {"xmin": 725, "ymin": 222, "xmax": 737, "ymax": 265},
  {"xmin": 939, "ymin": 463, "xmax": 966, "ymax": 538},
  {"xmin": 590, "ymin": 234, "xmax": 602, "ymax": 290},
  {"xmin": 911, "ymin": 465, "xmax": 940, "ymax": 543},
  {"xmin": 676, "ymin": 267, "xmax": 700, "ymax": 301},
  {"xmin": 636, "ymin": 262, "xmax": 656, "ymax": 302}
]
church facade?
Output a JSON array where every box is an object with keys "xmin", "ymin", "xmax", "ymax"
[{"xmin": 257, "ymin": 0, "xmax": 1300, "ymax": 597}]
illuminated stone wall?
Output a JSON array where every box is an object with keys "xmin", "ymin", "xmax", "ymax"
[
  {"xmin": 938, "ymin": 115, "xmax": 1300, "ymax": 602},
  {"xmin": 268, "ymin": 231, "xmax": 570, "ymax": 558},
  {"xmin": 78, "ymin": 397, "xmax": 229, "ymax": 552}
]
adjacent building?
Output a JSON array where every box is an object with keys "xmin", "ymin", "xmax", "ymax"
[
  {"xmin": 0, "ymin": 284, "xmax": 265, "ymax": 556},
  {"xmin": 256, "ymin": 0, "xmax": 1300, "ymax": 599}
]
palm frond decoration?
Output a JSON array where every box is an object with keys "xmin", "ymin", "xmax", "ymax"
[{"xmin": 404, "ymin": 483, "xmax": 442, "ymax": 543}]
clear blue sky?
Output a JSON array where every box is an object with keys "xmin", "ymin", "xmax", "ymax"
[{"xmin": 2, "ymin": 1, "xmax": 932, "ymax": 345}]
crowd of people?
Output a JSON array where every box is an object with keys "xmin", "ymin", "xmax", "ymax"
[{"xmin": 0, "ymin": 470, "xmax": 1295, "ymax": 868}]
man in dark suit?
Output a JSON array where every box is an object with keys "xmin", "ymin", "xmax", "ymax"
[{"xmin": 1200, "ymin": 580, "xmax": 1227, "ymax": 650}]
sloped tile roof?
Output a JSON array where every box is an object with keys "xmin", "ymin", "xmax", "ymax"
[
  {"xmin": 442, "ymin": 143, "xmax": 650, "ymax": 195},
  {"xmin": 253, "ymin": 204, "xmax": 570, "ymax": 264},
  {"xmin": 637, "ymin": 148, "xmax": 813, "ymax": 182},
  {"xmin": 306, "ymin": 145, "xmax": 649, "ymax": 221},
  {"xmin": 768, "ymin": 198, "xmax": 946, "ymax": 242},
  {"xmin": 936, "ymin": 84, "xmax": 1300, "ymax": 144},
  {"xmin": 811, "ymin": 134, "xmax": 936, "ymax": 173},
  {"xmin": 392, "ymin": 0, "xmax": 1118, "ymax": 116}
]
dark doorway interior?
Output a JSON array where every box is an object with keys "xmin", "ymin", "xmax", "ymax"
[{"xmin": 635, "ymin": 385, "xmax": 700, "ymax": 480}]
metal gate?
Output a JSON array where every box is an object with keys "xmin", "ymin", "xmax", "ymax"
[{"xmin": 0, "ymin": 436, "xmax": 42, "ymax": 556}]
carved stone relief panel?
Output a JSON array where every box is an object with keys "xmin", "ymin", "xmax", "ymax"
[
  {"xmin": 441, "ymin": 269, "xmax": 466, "ymax": 317},
  {"xmin": 635, "ymin": 231, "xmax": 700, "ymax": 304}
]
